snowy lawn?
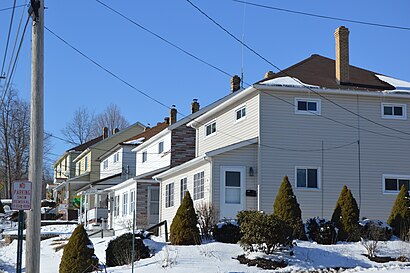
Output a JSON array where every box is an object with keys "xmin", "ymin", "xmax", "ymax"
[{"xmin": 1, "ymin": 225, "xmax": 410, "ymax": 273}]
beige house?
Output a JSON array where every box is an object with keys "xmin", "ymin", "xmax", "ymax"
[{"xmin": 154, "ymin": 26, "xmax": 410, "ymax": 235}]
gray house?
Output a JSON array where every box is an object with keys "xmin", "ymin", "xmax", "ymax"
[{"xmin": 154, "ymin": 26, "xmax": 410, "ymax": 235}]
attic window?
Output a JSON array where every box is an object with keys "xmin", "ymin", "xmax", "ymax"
[
  {"xmin": 205, "ymin": 121, "xmax": 216, "ymax": 137},
  {"xmin": 295, "ymin": 98, "xmax": 321, "ymax": 115},
  {"xmin": 382, "ymin": 103, "xmax": 406, "ymax": 120}
]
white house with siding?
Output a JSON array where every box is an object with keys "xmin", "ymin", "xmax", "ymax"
[{"xmin": 154, "ymin": 26, "xmax": 410, "ymax": 236}]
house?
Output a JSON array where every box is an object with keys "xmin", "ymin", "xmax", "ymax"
[
  {"xmin": 154, "ymin": 26, "xmax": 410, "ymax": 235},
  {"xmin": 53, "ymin": 122, "xmax": 146, "ymax": 221}
]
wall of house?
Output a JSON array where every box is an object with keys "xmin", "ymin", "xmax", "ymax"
[
  {"xmin": 196, "ymin": 93, "xmax": 259, "ymax": 156},
  {"xmin": 54, "ymin": 153, "xmax": 77, "ymax": 181},
  {"xmin": 76, "ymin": 152, "xmax": 92, "ymax": 177},
  {"xmin": 100, "ymin": 148, "xmax": 123, "ymax": 179},
  {"xmin": 212, "ymin": 143, "xmax": 258, "ymax": 216},
  {"xmin": 135, "ymin": 132, "xmax": 171, "ymax": 177},
  {"xmin": 259, "ymin": 90, "xmax": 410, "ymax": 221},
  {"xmin": 159, "ymin": 161, "xmax": 211, "ymax": 236},
  {"xmin": 171, "ymin": 126, "xmax": 196, "ymax": 168}
]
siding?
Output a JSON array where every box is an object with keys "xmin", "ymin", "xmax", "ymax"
[
  {"xmin": 159, "ymin": 161, "xmax": 211, "ymax": 236},
  {"xmin": 212, "ymin": 144, "xmax": 258, "ymax": 215},
  {"xmin": 99, "ymin": 146, "xmax": 137, "ymax": 180},
  {"xmin": 259, "ymin": 90, "xmax": 410, "ymax": 221},
  {"xmin": 197, "ymin": 94, "xmax": 259, "ymax": 156}
]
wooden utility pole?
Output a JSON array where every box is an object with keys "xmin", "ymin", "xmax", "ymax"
[{"xmin": 26, "ymin": 1, "xmax": 44, "ymax": 273}]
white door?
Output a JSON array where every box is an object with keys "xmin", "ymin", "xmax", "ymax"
[
  {"xmin": 148, "ymin": 187, "xmax": 159, "ymax": 225},
  {"xmin": 220, "ymin": 166, "xmax": 246, "ymax": 219}
]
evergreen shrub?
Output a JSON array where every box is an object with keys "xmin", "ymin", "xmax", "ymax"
[
  {"xmin": 359, "ymin": 219, "xmax": 392, "ymax": 241},
  {"xmin": 237, "ymin": 210, "xmax": 292, "ymax": 254},
  {"xmin": 59, "ymin": 224, "xmax": 98, "ymax": 273},
  {"xmin": 170, "ymin": 191, "xmax": 201, "ymax": 245},
  {"xmin": 273, "ymin": 176, "xmax": 306, "ymax": 240},
  {"xmin": 212, "ymin": 220, "xmax": 241, "ymax": 244},
  {"xmin": 387, "ymin": 185, "xmax": 410, "ymax": 240},
  {"xmin": 105, "ymin": 233, "xmax": 150, "ymax": 267},
  {"xmin": 331, "ymin": 185, "xmax": 360, "ymax": 241},
  {"xmin": 305, "ymin": 217, "xmax": 337, "ymax": 245}
]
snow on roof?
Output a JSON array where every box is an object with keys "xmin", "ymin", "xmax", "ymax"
[
  {"xmin": 376, "ymin": 74, "xmax": 410, "ymax": 94},
  {"xmin": 261, "ymin": 76, "xmax": 320, "ymax": 89},
  {"xmin": 123, "ymin": 137, "xmax": 145, "ymax": 145}
]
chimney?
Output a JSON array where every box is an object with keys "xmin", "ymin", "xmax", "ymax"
[
  {"xmin": 334, "ymin": 26, "xmax": 350, "ymax": 84},
  {"xmin": 230, "ymin": 75, "xmax": 241, "ymax": 92},
  {"xmin": 102, "ymin": 127, "xmax": 109, "ymax": 139},
  {"xmin": 170, "ymin": 105, "xmax": 177, "ymax": 125},
  {"xmin": 264, "ymin": 71, "xmax": 275, "ymax": 80},
  {"xmin": 164, "ymin": 117, "xmax": 170, "ymax": 125},
  {"xmin": 112, "ymin": 128, "xmax": 119, "ymax": 135},
  {"xmin": 191, "ymin": 99, "xmax": 200, "ymax": 114}
]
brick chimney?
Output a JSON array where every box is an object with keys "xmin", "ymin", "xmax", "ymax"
[
  {"xmin": 230, "ymin": 75, "xmax": 241, "ymax": 92},
  {"xmin": 191, "ymin": 99, "xmax": 200, "ymax": 113},
  {"xmin": 170, "ymin": 105, "xmax": 177, "ymax": 125},
  {"xmin": 334, "ymin": 26, "xmax": 350, "ymax": 84},
  {"xmin": 112, "ymin": 128, "xmax": 119, "ymax": 135},
  {"xmin": 102, "ymin": 127, "xmax": 109, "ymax": 139},
  {"xmin": 264, "ymin": 71, "xmax": 275, "ymax": 80},
  {"xmin": 164, "ymin": 117, "xmax": 170, "ymax": 125}
]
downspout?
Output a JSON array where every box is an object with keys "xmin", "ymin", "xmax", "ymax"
[
  {"xmin": 257, "ymin": 94, "xmax": 262, "ymax": 211},
  {"xmin": 154, "ymin": 177, "xmax": 163, "ymax": 237},
  {"xmin": 204, "ymin": 156, "xmax": 213, "ymax": 205}
]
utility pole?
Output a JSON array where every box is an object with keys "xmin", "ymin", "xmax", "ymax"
[{"xmin": 26, "ymin": 1, "xmax": 44, "ymax": 273}]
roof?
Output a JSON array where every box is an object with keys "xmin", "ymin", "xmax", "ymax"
[
  {"xmin": 122, "ymin": 122, "xmax": 169, "ymax": 144},
  {"xmin": 68, "ymin": 135, "xmax": 103, "ymax": 152},
  {"xmin": 258, "ymin": 54, "xmax": 395, "ymax": 91}
]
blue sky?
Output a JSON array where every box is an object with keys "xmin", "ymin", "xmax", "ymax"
[{"xmin": 1, "ymin": 0, "xmax": 409, "ymax": 165}]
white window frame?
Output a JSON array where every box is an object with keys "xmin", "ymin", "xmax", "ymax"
[
  {"xmin": 165, "ymin": 182, "xmax": 174, "ymax": 208},
  {"xmin": 122, "ymin": 192, "xmax": 128, "ymax": 216},
  {"xmin": 381, "ymin": 103, "xmax": 407, "ymax": 120},
  {"xmin": 204, "ymin": 120, "xmax": 217, "ymax": 137},
  {"xmin": 295, "ymin": 166, "xmax": 320, "ymax": 190},
  {"xmin": 130, "ymin": 190, "xmax": 135, "ymax": 213},
  {"xmin": 235, "ymin": 104, "xmax": 246, "ymax": 122},
  {"xmin": 142, "ymin": 151, "xmax": 147, "ymax": 163},
  {"xmin": 103, "ymin": 159, "xmax": 108, "ymax": 170},
  {"xmin": 84, "ymin": 156, "xmax": 88, "ymax": 171},
  {"xmin": 180, "ymin": 177, "xmax": 188, "ymax": 203},
  {"xmin": 77, "ymin": 162, "xmax": 81, "ymax": 176},
  {"xmin": 158, "ymin": 141, "xmax": 164, "ymax": 154},
  {"xmin": 295, "ymin": 98, "xmax": 321, "ymax": 115},
  {"xmin": 113, "ymin": 152, "xmax": 120, "ymax": 163},
  {"xmin": 114, "ymin": 195, "xmax": 120, "ymax": 216},
  {"xmin": 382, "ymin": 174, "xmax": 410, "ymax": 194},
  {"xmin": 193, "ymin": 171, "xmax": 205, "ymax": 200}
]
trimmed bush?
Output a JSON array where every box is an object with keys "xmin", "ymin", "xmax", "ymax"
[
  {"xmin": 212, "ymin": 220, "xmax": 241, "ymax": 244},
  {"xmin": 273, "ymin": 176, "xmax": 306, "ymax": 240},
  {"xmin": 359, "ymin": 219, "xmax": 392, "ymax": 241},
  {"xmin": 170, "ymin": 191, "xmax": 201, "ymax": 245},
  {"xmin": 387, "ymin": 184, "xmax": 410, "ymax": 240},
  {"xmin": 305, "ymin": 217, "xmax": 337, "ymax": 245},
  {"xmin": 331, "ymin": 185, "xmax": 360, "ymax": 241},
  {"xmin": 237, "ymin": 210, "xmax": 292, "ymax": 254},
  {"xmin": 105, "ymin": 233, "xmax": 150, "ymax": 267},
  {"xmin": 59, "ymin": 224, "xmax": 98, "ymax": 273}
]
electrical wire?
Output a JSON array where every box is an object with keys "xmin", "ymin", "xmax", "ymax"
[
  {"xmin": 233, "ymin": 0, "xmax": 410, "ymax": 31},
  {"xmin": 0, "ymin": 0, "xmax": 17, "ymax": 82},
  {"xmin": 0, "ymin": 4, "xmax": 26, "ymax": 12}
]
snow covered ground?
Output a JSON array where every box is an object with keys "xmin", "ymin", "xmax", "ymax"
[{"xmin": 1, "ymin": 225, "xmax": 410, "ymax": 273}]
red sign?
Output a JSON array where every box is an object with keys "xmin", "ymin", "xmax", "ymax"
[{"xmin": 11, "ymin": 181, "xmax": 32, "ymax": 210}]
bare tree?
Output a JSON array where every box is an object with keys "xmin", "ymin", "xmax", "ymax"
[
  {"xmin": 61, "ymin": 106, "xmax": 95, "ymax": 145},
  {"xmin": 92, "ymin": 104, "xmax": 129, "ymax": 137}
]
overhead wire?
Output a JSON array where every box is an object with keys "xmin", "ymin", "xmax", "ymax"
[
  {"xmin": 0, "ymin": 4, "xmax": 26, "ymax": 12},
  {"xmin": 185, "ymin": 0, "xmax": 410, "ymax": 138},
  {"xmin": 0, "ymin": 0, "xmax": 17, "ymax": 82}
]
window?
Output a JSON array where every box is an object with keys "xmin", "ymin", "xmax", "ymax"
[
  {"xmin": 158, "ymin": 141, "xmax": 164, "ymax": 154},
  {"xmin": 180, "ymin": 177, "xmax": 188, "ymax": 202},
  {"xmin": 122, "ymin": 192, "xmax": 128, "ymax": 215},
  {"xmin": 382, "ymin": 103, "xmax": 406, "ymax": 120},
  {"xmin": 295, "ymin": 98, "xmax": 321, "ymax": 115},
  {"xmin": 296, "ymin": 167, "xmax": 319, "ymax": 189},
  {"xmin": 142, "ymin": 151, "xmax": 147, "ymax": 163},
  {"xmin": 165, "ymin": 183, "xmax": 174, "ymax": 208},
  {"xmin": 130, "ymin": 190, "xmax": 135, "ymax": 213},
  {"xmin": 84, "ymin": 157, "xmax": 88, "ymax": 171},
  {"xmin": 225, "ymin": 171, "xmax": 241, "ymax": 204},
  {"xmin": 103, "ymin": 159, "xmax": 108, "ymax": 170},
  {"xmin": 235, "ymin": 106, "xmax": 246, "ymax": 121},
  {"xmin": 194, "ymin": 171, "xmax": 204, "ymax": 200},
  {"xmin": 205, "ymin": 121, "xmax": 216, "ymax": 137},
  {"xmin": 383, "ymin": 175, "xmax": 410, "ymax": 192},
  {"xmin": 113, "ymin": 152, "xmax": 119, "ymax": 163},
  {"xmin": 149, "ymin": 188, "xmax": 160, "ymax": 222},
  {"xmin": 77, "ymin": 162, "xmax": 81, "ymax": 176},
  {"xmin": 64, "ymin": 157, "xmax": 67, "ymax": 171},
  {"xmin": 114, "ymin": 195, "xmax": 120, "ymax": 216}
]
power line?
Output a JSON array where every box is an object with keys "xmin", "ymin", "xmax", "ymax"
[
  {"xmin": 0, "ymin": 0, "xmax": 17, "ymax": 82},
  {"xmin": 185, "ymin": 0, "xmax": 410, "ymax": 138},
  {"xmin": 233, "ymin": 0, "xmax": 410, "ymax": 31},
  {"xmin": 0, "ymin": 3, "xmax": 26, "ymax": 12}
]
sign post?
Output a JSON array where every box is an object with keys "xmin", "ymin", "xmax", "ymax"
[{"xmin": 11, "ymin": 181, "xmax": 32, "ymax": 273}]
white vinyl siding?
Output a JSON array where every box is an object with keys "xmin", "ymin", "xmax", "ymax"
[
  {"xmin": 295, "ymin": 98, "xmax": 321, "ymax": 115},
  {"xmin": 165, "ymin": 183, "xmax": 174, "ymax": 208},
  {"xmin": 100, "ymin": 147, "xmax": 134, "ymax": 179},
  {"xmin": 193, "ymin": 171, "xmax": 204, "ymax": 200},
  {"xmin": 381, "ymin": 103, "xmax": 406, "ymax": 120}
]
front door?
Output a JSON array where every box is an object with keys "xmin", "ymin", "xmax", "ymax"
[
  {"xmin": 148, "ymin": 187, "xmax": 159, "ymax": 225},
  {"xmin": 220, "ymin": 166, "xmax": 245, "ymax": 219}
]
